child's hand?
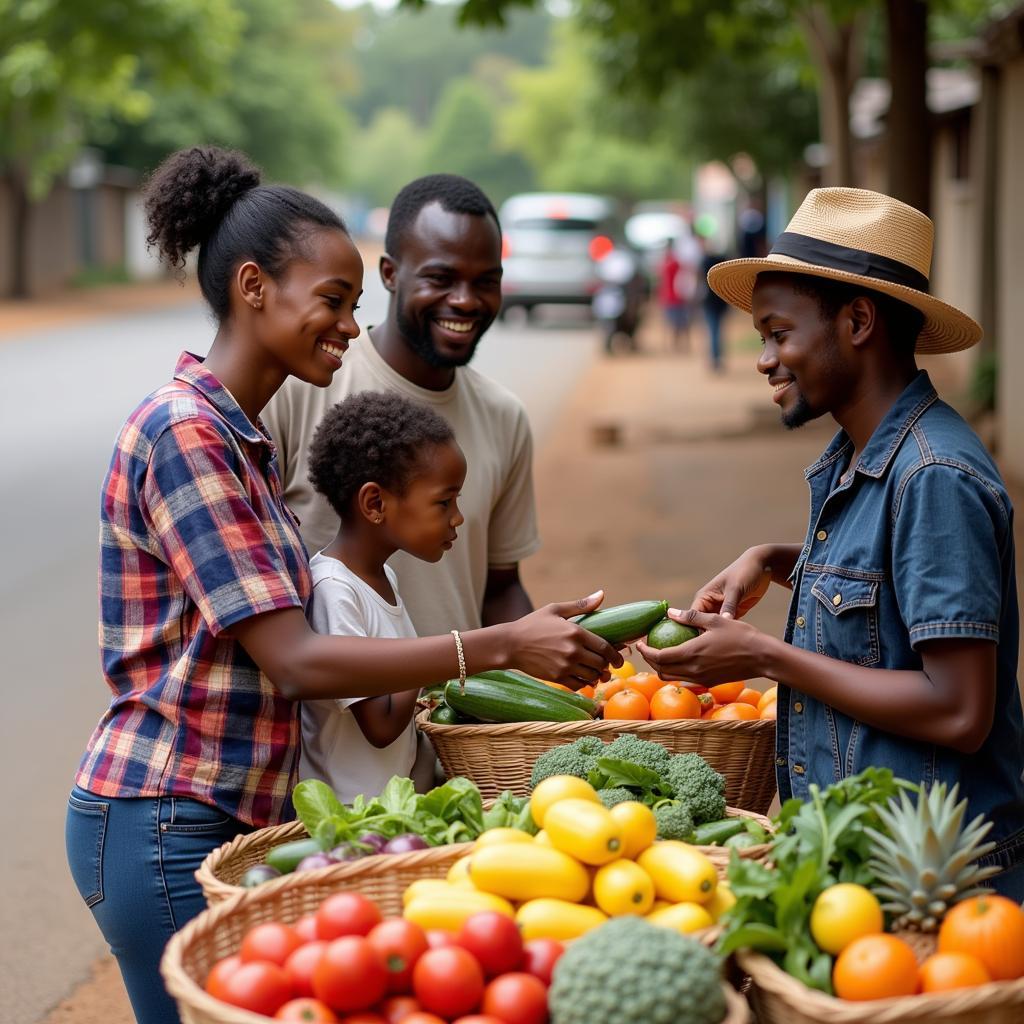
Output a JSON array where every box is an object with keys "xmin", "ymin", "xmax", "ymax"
[{"xmin": 504, "ymin": 590, "xmax": 622, "ymax": 688}]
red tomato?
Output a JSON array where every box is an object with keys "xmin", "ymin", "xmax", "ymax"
[
  {"xmin": 205, "ymin": 954, "xmax": 243, "ymax": 1001},
  {"xmin": 452, "ymin": 1018, "xmax": 506, "ymax": 1024},
  {"xmin": 399, "ymin": 1015, "xmax": 446, "ymax": 1024},
  {"xmin": 338, "ymin": 1015, "xmax": 387, "ymax": 1024},
  {"xmin": 412, "ymin": 946, "xmax": 485, "ymax": 1019},
  {"xmin": 317, "ymin": 893, "xmax": 383, "ymax": 940},
  {"xmin": 521, "ymin": 939, "xmax": 564, "ymax": 986},
  {"xmin": 457, "ymin": 912, "xmax": 524, "ymax": 977},
  {"xmin": 367, "ymin": 918, "xmax": 429, "ymax": 992},
  {"xmin": 295, "ymin": 915, "xmax": 320, "ymax": 943},
  {"xmin": 219, "ymin": 961, "xmax": 294, "ymax": 1016},
  {"xmin": 377, "ymin": 995, "xmax": 422, "ymax": 1024},
  {"xmin": 285, "ymin": 940, "xmax": 329, "ymax": 998},
  {"xmin": 276, "ymin": 997, "xmax": 340, "ymax": 1022},
  {"xmin": 481, "ymin": 973, "xmax": 548, "ymax": 1024},
  {"xmin": 313, "ymin": 936, "xmax": 388, "ymax": 1012},
  {"xmin": 241, "ymin": 922, "xmax": 304, "ymax": 967},
  {"xmin": 425, "ymin": 930, "xmax": 458, "ymax": 949}
]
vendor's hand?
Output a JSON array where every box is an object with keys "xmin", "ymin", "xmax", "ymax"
[
  {"xmin": 691, "ymin": 546, "xmax": 774, "ymax": 620},
  {"xmin": 505, "ymin": 589, "xmax": 623, "ymax": 688},
  {"xmin": 635, "ymin": 607, "xmax": 766, "ymax": 684}
]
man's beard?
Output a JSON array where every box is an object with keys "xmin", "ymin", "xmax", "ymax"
[
  {"xmin": 782, "ymin": 391, "xmax": 815, "ymax": 430},
  {"xmin": 780, "ymin": 320, "xmax": 841, "ymax": 430},
  {"xmin": 396, "ymin": 304, "xmax": 482, "ymax": 369}
]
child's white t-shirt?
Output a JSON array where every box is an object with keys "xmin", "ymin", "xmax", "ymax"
[{"xmin": 299, "ymin": 552, "xmax": 419, "ymax": 803}]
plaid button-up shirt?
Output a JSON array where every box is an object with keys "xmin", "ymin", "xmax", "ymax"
[{"xmin": 77, "ymin": 353, "xmax": 312, "ymax": 827}]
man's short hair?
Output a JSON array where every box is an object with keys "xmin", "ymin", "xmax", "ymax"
[{"xmin": 385, "ymin": 174, "xmax": 500, "ymax": 259}]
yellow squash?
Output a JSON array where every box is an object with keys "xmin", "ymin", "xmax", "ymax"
[
  {"xmin": 704, "ymin": 882, "xmax": 737, "ymax": 922},
  {"xmin": 474, "ymin": 828, "xmax": 534, "ymax": 848},
  {"xmin": 608, "ymin": 801, "xmax": 657, "ymax": 860},
  {"xmin": 446, "ymin": 854, "xmax": 474, "ymax": 886},
  {"xmin": 592, "ymin": 858, "xmax": 655, "ymax": 916},
  {"xmin": 646, "ymin": 902, "xmax": 714, "ymax": 934},
  {"xmin": 403, "ymin": 878, "xmax": 461, "ymax": 907},
  {"xmin": 516, "ymin": 898, "xmax": 608, "ymax": 941},
  {"xmin": 404, "ymin": 887, "xmax": 514, "ymax": 931},
  {"xmin": 637, "ymin": 841, "xmax": 718, "ymax": 904},
  {"xmin": 469, "ymin": 842, "xmax": 590, "ymax": 903},
  {"xmin": 530, "ymin": 776, "xmax": 600, "ymax": 828},
  {"xmin": 544, "ymin": 798, "xmax": 624, "ymax": 865}
]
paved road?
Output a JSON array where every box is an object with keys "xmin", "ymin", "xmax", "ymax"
[{"xmin": 0, "ymin": 275, "xmax": 599, "ymax": 1023}]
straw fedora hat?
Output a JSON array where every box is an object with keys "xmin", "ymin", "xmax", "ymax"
[{"xmin": 707, "ymin": 187, "xmax": 981, "ymax": 353}]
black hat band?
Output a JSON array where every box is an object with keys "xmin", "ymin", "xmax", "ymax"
[{"xmin": 770, "ymin": 232, "xmax": 930, "ymax": 293}]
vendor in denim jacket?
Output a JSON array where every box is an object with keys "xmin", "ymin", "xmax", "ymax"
[{"xmin": 638, "ymin": 188, "xmax": 1024, "ymax": 898}]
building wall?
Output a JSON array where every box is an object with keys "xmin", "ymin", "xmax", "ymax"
[{"xmin": 996, "ymin": 57, "xmax": 1024, "ymax": 482}]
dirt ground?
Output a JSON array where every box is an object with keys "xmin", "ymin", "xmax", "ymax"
[{"xmin": 36, "ymin": 308, "xmax": 1024, "ymax": 1022}]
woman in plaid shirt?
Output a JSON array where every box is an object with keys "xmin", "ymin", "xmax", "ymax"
[{"xmin": 65, "ymin": 146, "xmax": 620, "ymax": 1024}]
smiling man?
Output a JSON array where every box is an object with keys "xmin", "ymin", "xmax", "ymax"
[
  {"xmin": 637, "ymin": 188, "xmax": 1024, "ymax": 898},
  {"xmin": 262, "ymin": 174, "xmax": 539, "ymax": 640}
]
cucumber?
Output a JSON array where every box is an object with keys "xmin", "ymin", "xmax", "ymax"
[
  {"xmin": 646, "ymin": 617, "xmax": 700, "ymax": 650},
  {"xmin": 692, "ymin": 817, "xmax": 746, "ymax": 846},
  {"xmin": 574, "ymin": 600, "xmax": 669, "ymax": 645},
  {"xmin": 444, "ymin": 676, "xmax": 593, "ymax": 724},
  {"xmin": 264, "ymin": 836, "xmax": 327, "ymax": 874},
  {"xmin": 430, "ymin": 702, "xmax": 468, "ymax": 725},
  {"xmin": 477, "ymin": 669, "xmax": 597, "ymax": 714}
]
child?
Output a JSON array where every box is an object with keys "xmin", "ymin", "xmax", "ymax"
[{"xmin": 300, "ymin": 390, "xmax": 466, "ymax": 800}]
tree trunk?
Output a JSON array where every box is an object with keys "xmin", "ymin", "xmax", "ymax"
[
  {"xmin": 6, "ymin": 168, "xmax": 32, "ymax": 299},
  {"xmin": 799, "ymin": 5, "xmax": 865, "ymax": 187},
  {"xmin": 885, "ymin": 0, "xmax": 930, "ymax": 215}
]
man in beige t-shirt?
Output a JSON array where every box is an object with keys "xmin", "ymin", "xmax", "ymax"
[{"xmin": 262, "ymin": 174, "xmax": 540, "ymax": 637}]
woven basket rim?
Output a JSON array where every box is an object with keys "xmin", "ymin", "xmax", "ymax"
[
  {"xmin": 417, "ymin": 709, "xmax": 775, "ymax": 734},
  {"xmin": 738, "ymin": 950, "xmax": 1024, "ymax": 1022}
]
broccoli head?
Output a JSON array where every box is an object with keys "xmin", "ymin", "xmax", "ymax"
[
  {"xmin": 653, "ymin": 800, "xmax": 695, "ymax": 841},
  {"xmin": 549, "ymin": 917, "xmax": 725, "ymax": 1024},
  {"xmin": 530, "ymin": 736, "xmax": 608, "ymax": 788},
  {"xmin": 664, "ymin": 753, "xmax": 727, "ymax": 824},
  {"xmin": 603, "ymin": 734, "xmax": 672, "ymax": 775},
  {"xmin": 597, "ymin": 787, "xmax": 636, "ymax": 809}
]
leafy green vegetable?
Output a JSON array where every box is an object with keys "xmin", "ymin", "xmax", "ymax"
[
  {"xmin": 717, "ymin": 767, "xmax": 914, "ymax": 994},
  {"xmin": 588, "ymin": 757, "xmax": 667, "ymax": 795},
  {"xmin": 482, "ymin": 790, "xmax": 538, "ymax": 834}
]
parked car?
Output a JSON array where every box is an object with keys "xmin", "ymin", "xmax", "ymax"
[
  {"xmin": 624, "ymin": 207, "xmax": 692, "ymax": 282},
  {"xmin": 498, "ymin": 192, "xmax": 639, "ymax": 317}
]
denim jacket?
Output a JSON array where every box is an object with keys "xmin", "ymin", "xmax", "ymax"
[{"xmin": 778, "ymin": 371, "xmax": 1024, "ymax": 872}]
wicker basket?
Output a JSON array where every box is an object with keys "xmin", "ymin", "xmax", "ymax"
[
  {"xmin": 163, "ymin": 872, "xmax": 751, "ymax": 1024},
  {"xmin": 418, "ymin": 711, "xmax": 777, "ymax": 812},
  {"xmin": 737, "ymin": 948, "xmax": 1024, "ymax": 1024},
  {"xmin": 197, "ymin": 806, "xmax": 772, "ymax": 906}
]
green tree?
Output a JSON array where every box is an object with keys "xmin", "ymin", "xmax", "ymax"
[
  {"xmin": 348, "ymin": 108, "xmax": 427, "ymax": 208},
  {"xmin": 0, "ymin": 0, "xmax": 240, "ymax": 296}
]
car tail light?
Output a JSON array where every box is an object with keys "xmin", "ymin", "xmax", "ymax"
[
  {"xmin": 501, "ymin": 236, "xmax": 511, "ymax": 259},
  {"xmin": 589, "ymin": 235, "xmax": 614, "ymax": 262}
]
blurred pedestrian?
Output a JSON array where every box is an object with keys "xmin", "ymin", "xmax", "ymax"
[
  {"xmin": 657, "ymin": 239, "xmax": 693, "ymax": 352},
  {"xmin": 639, "ymin": 187, "xmax": 1024, "ymax": 898},
  {"xmin": 699, "ymin": 231, "xmax": 730, "ymax": 373},
  {"xmin": 65, "ymin": 147, "xmax": 618, "ymax": 1024}
]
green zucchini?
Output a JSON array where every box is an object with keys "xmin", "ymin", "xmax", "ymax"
[
  {"xmin": 264, "ymin": 836, "xmax": 327, "ymax": 874},
  {"xmin": 692, "ymin": 817, "xmax": 747, "ymax": 846},
  {"xmin": 646, "ymin": 617, "xmax": 701, "ymax": 650},
  {"xmin": 477, "ymin": 669, "xmax": 597, "ymax": 714},
  {"xmin": 429, "ymin": 702, "xmax": 468, "ymax": 725},
  {"xmin": 574, "ymin": 600, "xmax": 669, "ymax": 645},
  {"xmin": 444, "ymin": 676, "xmax": 592, "ymax": 723}
]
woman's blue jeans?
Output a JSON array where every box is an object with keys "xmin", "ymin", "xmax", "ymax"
[{"xmin": 65, "ymin": 785, "xmax": 251, "ymax": 1024}]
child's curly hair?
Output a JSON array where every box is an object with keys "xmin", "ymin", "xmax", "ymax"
[{"xmin": 308, "ymin": 391, "xmax": 455, "ymax": 519}]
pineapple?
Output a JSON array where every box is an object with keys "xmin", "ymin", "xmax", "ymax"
[{"xmin": 866, "ymin": 782, "xmax": 1000, "ymax": 932}]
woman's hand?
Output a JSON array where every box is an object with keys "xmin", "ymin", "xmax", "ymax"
[
  {"xmin": 691, "ymin": 544, "xmax": 793, "ymax": 619},
  {"xmin": 636, "ymin": 608, "xmax": 768, "ymax": 684},
  {"xmin": 502, "ymin": 589, "xmax": 622, "ymax": 688}
]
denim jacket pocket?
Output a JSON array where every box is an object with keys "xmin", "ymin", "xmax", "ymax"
[
  {"xmin": 66, "ymin": 792, "xmax": 109, "ymax": 908},
  {"xmin": 811, "ymin": 572, "xmax": 881, "ymax": 667}
]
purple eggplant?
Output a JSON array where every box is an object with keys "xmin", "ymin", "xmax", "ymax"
[
  {"xmin": 329, "ymin": 842, "xmax": 365, "ymax": 862},
  {"xmin": 240, "ymin": 864, "xmax": 282, "ymax": 888},
  {"xmin": 295, "ymin": 852, "xmax": 338, "ymax": 872},
  {"xmin": 357, "ymin": 832, "xmax": 388, "ymax": 854},
  {"xmin": 382, "ymin": 833, "xmax": 430, "ymax": 854}
]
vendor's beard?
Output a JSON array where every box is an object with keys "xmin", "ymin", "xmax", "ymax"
[{"xmin": 397, "ymin": 306, "xmax": 480, "ymax": 369}]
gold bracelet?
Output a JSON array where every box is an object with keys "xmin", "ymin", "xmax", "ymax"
[{"xmin": 451, "ymin": 629, "xmax": 467, "ymax": 692}]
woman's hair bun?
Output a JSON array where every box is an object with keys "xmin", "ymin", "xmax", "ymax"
[{"xmin": 143, "ymin": 146, "xmax": 261, "ymax": 267}]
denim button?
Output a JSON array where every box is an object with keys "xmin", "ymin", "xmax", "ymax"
[
  {"xmin": 793, "ymin": 763, "xmax": 806, "ymax": 774},
  {"xmin": 775, "ymin": 756, "xmax": 787, "ymax": 767},
  {"xmin": 794, "ymin": 701, "xmax": 804, "ymax": 713},
  {"xmin": 796, "ymin": 615, "xmax": 806, "ymax": 628},
  {"xmin": 832, "ymin": 593, "xmax": 843, "ymax": 606},
  {"xmin": 816, "ymin": 529, "xmax": 828, "ymax": 541}
]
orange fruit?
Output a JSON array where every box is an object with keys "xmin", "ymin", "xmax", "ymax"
[
  {"xmin": 833, "ymin": 934, "xmax": 919, "ymax": 1001},
  {"xmin": 577, "ymin": 685, "xmax": 596, "ymax": 699},
  {"xmin": 603, "ymin": 689, "xmax": 650, "ymax": 720},
  {"xmin": 759, "ymin": 700, "xmax": 777, "ymax": 721},
  {"xmin": 649, "ymin": 685, "xmax": 702, "ymax": 720},
  {"xmin": 709, "ymin": 702, "xmax": 759, "ymax": 721},
  {"xmin": 757, "ymin": 686, "xmax": 778, "ymax": 711},
  {"xmin": 938, "ymin": 894, "xmax": 1024, "ymax": 980},
  {"xmin": 708, "ymin": 682, "xmax": 745, "ymax": 704},
  {"xmin": 624, "ymin": 672, "xmax": 664, "ymax": 702},
  {"xmin": 735, "ymin": 687, "xmax": 763, "ymax": 707},
  {"xmin": 919, "ymin": 952, "xmax": 991, "ymax": 993},
  {"xmin": 593, "ymin": 679, "xmax": 625, "ymax": 703}
]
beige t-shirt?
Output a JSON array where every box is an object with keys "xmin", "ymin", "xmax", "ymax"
[{"xmin": 261, "ymin": 338, "xmax": 540, "ymax": 636}]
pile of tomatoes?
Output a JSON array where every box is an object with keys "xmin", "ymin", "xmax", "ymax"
[
  {"xmin": 203, "ymin": 891, "xmax": 562, "ymax": 1023},
  {"xmin": 572, "ymin": 662, "xmax": 777, "ymax": 723}
]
